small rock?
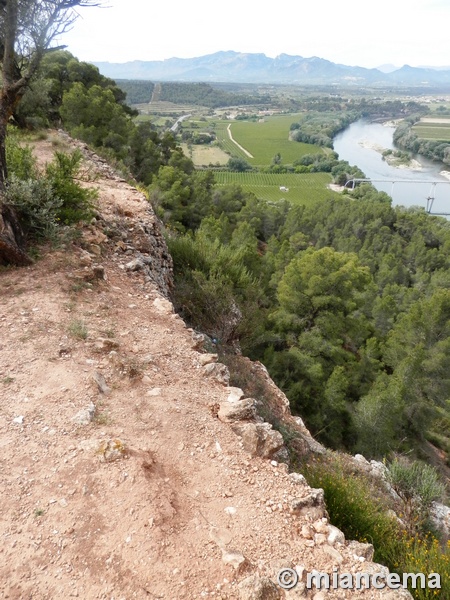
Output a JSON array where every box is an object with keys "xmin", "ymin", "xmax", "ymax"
[
  {"xmin": 191, "ymin": 331, "xmax": 205, "ymax": 350},
  {"xmin": 93, "ymin": 372, "xmax": 111, "ymax": 395},
  {"xmin": 238, "ymin": 575, "xmax": 281, "ymax": 600},
  {"xmin": 218, "ymin": 398, "xmax": 256, "ymax": 423},
  {"xmin": 12, "ymin": 415, "xmax": 24, "ymax": 424},
  {"xmin": 346, "ymin": 540, "xmax": 374, "ymax": 561},
  {"xmin": 327, "ymin": 524, "xmax": 345, "ymax": 545},
  {"xmin": 147, "ymin": 387, "xmax": 162, "ymax": 397},
  {"xmin": 221, "ymin": 549, "xmax": 247, "ymax": 570},
  {"xmin": 289, "ymin": 472, "xmax": 307, "ymax": 486},
  {"xmin": 232, "ymin": 422, "xmax": 284, "ymax": 459},
  {"xmin": 97, "ymin": 439, "xmax": 126, "ymax": 462},
  {"xmin": 300, "ymin": 524, "xmax": 314, "ymax": 539},
  {"xmin": 312, "ymin": 519, "xmax": 329, "ymax": 534},
  {"xmin": 226, "ymin": 387, "xmax": 245, "ymax": 403},
  {"xmin": 314, "ymin": 533, "xmax": 327, "ymax": 545},
  {"xmin": 202, "ymin": 363, "xmax": 230, "ymax": 386},
  {"xmin": 198, "ymin": 353, "xmax": 218, "ymax": 366},
  {"xmin": 72, "ymin": 403, "xmax": 96, "ymax": 425}
]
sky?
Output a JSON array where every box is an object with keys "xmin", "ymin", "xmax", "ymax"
[{"xmin": 61, "ymin": 0, "xmax": 450, "ymax": 70}]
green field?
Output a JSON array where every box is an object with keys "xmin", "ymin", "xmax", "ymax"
[
  {"xmin": 214, "ymin": 114, "xmax": 322, "ymax": 166},
  {"xmin": 213, "ymin": 171, "xmax": 339, "ymax": 205},
  {"xmin": 413, "ymin": 119, "xmax": 450, "ymax": 141}
]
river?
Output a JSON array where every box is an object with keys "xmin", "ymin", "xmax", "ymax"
[{"xmin": 333, "ymin": 120, "xmax": 450, "ymax": 215}]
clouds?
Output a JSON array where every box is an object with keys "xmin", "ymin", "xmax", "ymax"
[{"xmin": 60, "ymin": 0, "xmax": 450, "ymax": 69}]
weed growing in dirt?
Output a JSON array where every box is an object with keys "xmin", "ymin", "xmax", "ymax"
[{"xmin": 68, "ymin": 319, "xmax": 88, "ymax": 340}]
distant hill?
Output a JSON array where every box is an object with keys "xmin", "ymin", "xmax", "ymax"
[{"xmin": 94, "ymin": 51, "xmax": 450, "ymax": 88}]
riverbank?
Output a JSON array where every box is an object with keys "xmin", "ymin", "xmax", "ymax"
[{"xmin": 358, "ymin": 139, "xmax": 423, "ymax": 170}]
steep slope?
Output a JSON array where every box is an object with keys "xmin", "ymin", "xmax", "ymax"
[{"xmin": 0, "ymin": 133, "xmax": 412, "ymax": 599}]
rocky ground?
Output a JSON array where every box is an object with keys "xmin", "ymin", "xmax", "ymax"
[{"xmin": 0, "ymin": 133, "xmax": 412, "ymax": 599}]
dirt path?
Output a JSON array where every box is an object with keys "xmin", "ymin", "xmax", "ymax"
[{"xmin": 227, "ymin": 124, "xmax": 254, "ymax": 158}]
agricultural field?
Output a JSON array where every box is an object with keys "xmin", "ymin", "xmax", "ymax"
[
  {"xmin": 180, "ymin": 143, "xmax": 230, "ymax": 166},
  {"xmin": 213, "ymin": 114, "xmax": 323, "ymax": 166},
  {"xmin": 213, "ymin": 171, "xmax": 339, "ymax": 206},
  {"xmin": 135, "ymin": 101, "xmax": 202, "ymax": 115},
  {"xmin": 413, "ymin": 117, "xmax": 450, "ymax": 141}
]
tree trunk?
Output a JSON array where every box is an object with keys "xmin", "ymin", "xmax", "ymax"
[
  {"xmin": 0, "ymin": 201, "xmax": 33, "ymax": 266},
  {"xmin": 0, "ymin": 106, "xmax": 32, "ymax": 267}
]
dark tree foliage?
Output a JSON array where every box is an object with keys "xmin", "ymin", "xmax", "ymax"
[{"xmin": 0, "ymin": 0, "xmax": 101, "ymax": 265}]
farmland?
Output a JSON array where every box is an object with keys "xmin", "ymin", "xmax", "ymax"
[
  {"xmin": 213, "ymin": 171, "xmax": 339, "ymax": 206},
  {"xmin": 180, "ymin": 143, "xmax": 230, "ymax": 166},
  {"xmin": 413, "ymin": 117, "xmax": 450, "ymax": 142},
  {"xmin": 214, "ymin": 114, "xmax": 322, "ymax": 166}
]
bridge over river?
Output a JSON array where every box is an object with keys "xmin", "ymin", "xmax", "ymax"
[{"xmin": 345, "ymin": 178, "xmax": 450, "ymax": 216}]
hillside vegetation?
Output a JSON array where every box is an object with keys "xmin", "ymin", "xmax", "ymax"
[
  {"xmin": 7, "ymin": 54, "xmax": 450, "ymax": 598},
  {"xmin": 11, "ymin": 51, "xmax": 450, "ymax": 463}
]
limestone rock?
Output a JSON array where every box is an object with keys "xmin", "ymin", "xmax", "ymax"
[
  {"xmin": 197, "ymin": 353, "xmax": 218, "ymax": 366},
  {"xmin": 346, "ymin": 540, "xmax": 374, "ymax": 561},
  {"xmin": 430, "ymin": 501, "xmax": 450, "ymax": 538},
  {"xmin": 300, "ymin": 524, "xmax": 314, "ymax": 539},
  {"xmin": 72, "ymin": 402, "xmax": 96, "ymax": 425},
  {"xmin": 218, "ymin": 398, "xmax": 257, "ymax": 423},
  {"xmin": 153, "ymin": 297, "xmax": 173, "ymax": 315},
  {"xmin": 289, "ymin": 472, "xmax": 307, "ymax": 486},
  {"xmin": 238, "ymin": 575, "xmax": 281, "ymax": 600},
  {"xmin": 202, "ymin": 362, "xmax": 230, "ymax": 386},
  {"xmin": 231, "ymin": 422, "xmax": 284, "ymax": 459},
  {"xmin": 221, "ymin": 548, "xmax": 247, "ymax": 570},
  {"xmin": 327, "ymin": 524, "xmax": 345, "ymax": 545},
  {"xmin": 291, "ymin": 488, "xmax": 325, "ymax": 513},
  {"xmin": 226, "ymin": 387, "xmax": 245, "ymax": 402},
  {"xmin": 191, "ymin": 331, "xmax": 206, "ymax": 350},
  {"xmin": 125, "ymin": 257, "xmax": 145, "ymax": 271}
]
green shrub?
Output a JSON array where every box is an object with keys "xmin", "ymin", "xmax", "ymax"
[
  {"xmin": 45, "ymin": 149, "xmax": 97, "ymax": 224},
  {"xmin": 301, "ymin": 455, "xmax": 450, "ymax": 599},
  {"xmin": 386, "ymin": 458, "xmax": 445, "ymax": 536},
  {"xmin": 303, "ymin": 456, "xmax": 401, "ymax": 566},
  {"xmin": 399, "ymin": 535, "xmax": 450, "ymax": 600},
  {"xmin": 6, "ymin": 132, "xmax": 37, "ymax": 180},
  {"xmin": 168, "ymin": 232, "xmax": 261, "ymax": 345},
  {"xmin": 6, "ymin": 175, "xmax": 62, "ymax": 241},
  {"xmin": 5, "ymin": 143, "xmax": 98, "ymax": 244}
]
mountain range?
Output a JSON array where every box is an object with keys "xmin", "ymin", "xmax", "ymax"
[{"xmin": 94, "ymin": 51, "xmax": 450, "ymax": 88}]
